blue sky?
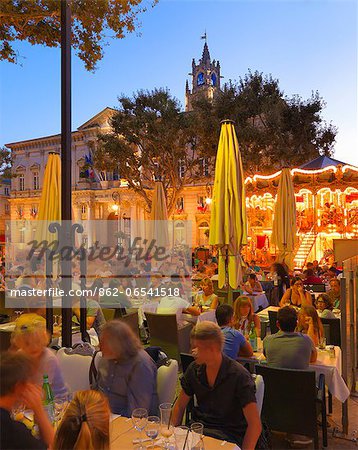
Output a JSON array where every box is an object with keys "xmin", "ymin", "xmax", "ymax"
[{"xmin": 0, "ymin": 0, "xmax": 357, "ymax": 165}]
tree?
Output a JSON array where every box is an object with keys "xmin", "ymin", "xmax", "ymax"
[
  {"xmin": 192, "ymin": 71, "xmax": 337, "ymax": 174},
  {"xmin": 0, "ymin": 0, "xmax": 156, "ymax": 71},
  {"xmin": 94, "ymin": 88, "xmax": 208, "ymax": 213},
  {"xmin": 0, "ymin": 147, "xmax": 12, "ymax": 178}
]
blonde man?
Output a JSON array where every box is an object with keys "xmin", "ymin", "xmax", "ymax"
[{"xmin": 172, "ymin": 321, "xmax": 262, "ymax": 450}]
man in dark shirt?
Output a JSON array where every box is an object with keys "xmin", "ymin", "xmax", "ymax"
[
  {"xmin": 172, "ymin": 321, "xmax": 261, "ymax": 449},
  {"xmin": 0, "ymin": 352, "xmax": 54, "ymax": 450}
]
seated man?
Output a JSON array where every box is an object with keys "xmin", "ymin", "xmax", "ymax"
[
  {"xmin": 215, "ymin": 304, "xmax": 253, "ymax": 358},
  {"xmin": 73, "ymin": 296, "xmax": 106, "ymax": 336},
  {"xmin": 172, "ymin": 322, "xmax": 262, "ymax": 449},
  {"xmin": 0, "ymin": 352, "xmax": 54, "ymax": 449},
  {"xmin": 303, "ymin": 269, "xmax": 322, "ymax": 285},
  {"xmin": 263, "ymin": 306, "xmax": 317, "ymax": 369}
]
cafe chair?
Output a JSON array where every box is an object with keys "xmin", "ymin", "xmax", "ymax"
[
  {"xmin": 255, "ymin": 365, "xmax": 327, "ymax": 449},
  {"xmin": 268, "ymin": 310, "xmax": 279, "ymax": 335},
  {"xmin": 145, "ymin": 312, "xmax": 192, "ymax": 362},
  {"xmin": 57, "ymin": 347, "xmax": 92, "ymax": 394},
  {"xmin": 0, "ymin": 329, "xmax": 12, "ymax": 352},
  {"xmin": 321, "ymin": 317, "xmax": 341, "ymax": 346},
  {"xmin": 180, "ymin": 352, "xmax": 194, "ymax": 373},
  {"xmin": 157, "ymin": 359, "xmax": 179, "ymax": 405},
  {"xmin": 119, "ymin": 310, "xmax": 140, "ymax": 338}
]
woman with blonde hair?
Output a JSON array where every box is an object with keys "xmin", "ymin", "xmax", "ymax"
[
  {"xmin": 11, "ymin": 313, "xmax": 67, "ymax": 397},
  {"xmin": 195, "ymin": 277, "xmax": 219, "ymax": 309},
  {"xmin": 297, "ymin": 305, "xmax": 324, "ymax": 346},
  {"xmin": 233, "ymin": 296, "xmax": 261, "ymax": 337},
  {"xmin": 95, "ymin": 320, "xmax": 158, "ymax": 416},
  {"xmin": 53, "ymin": 390, "xmax": 110, "ymax": 450}
]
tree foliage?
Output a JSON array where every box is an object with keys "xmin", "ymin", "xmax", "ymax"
[
  {"xmin": 192, "ymin": 70, "xmax": 337, "ymax": 174},
  {"xmin": 95, "ymin": 89, "xmax": 209, "ymax": 213},
  {"xmin": 0, "ymin": 0, "xmax": 156, "ymax": 71},
  {"xmin": 0, "ymin": 147, "xmax": 12, "ymax": 178}
]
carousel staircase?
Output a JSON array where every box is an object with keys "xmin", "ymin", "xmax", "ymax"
[{"xmin": 294, "ymin": 230, "xmax": 318, "ymax": 269}]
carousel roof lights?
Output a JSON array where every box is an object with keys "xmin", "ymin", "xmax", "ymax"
[{"xmin": 291, "ymin": 165, "xmax": 338, "ymax": 175}]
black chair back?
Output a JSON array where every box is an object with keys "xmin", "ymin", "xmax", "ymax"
[
  {"xmin": 268, "ymin": 310, "xmax": 279, "ymax": 334},
  {"xmin": 255, "ymin": 365, "xmax": 319, "ymax": 449},
  {"xmin": 180, "ymin": 353, "xmax": 194, "ymax": 373},
  {"xmin": 321, "ymin": 317, "xmax": 341, "ymax": 346},
  {"xmin": 305, "ymin": 284, "xmax": 326, "ymax": 293}
]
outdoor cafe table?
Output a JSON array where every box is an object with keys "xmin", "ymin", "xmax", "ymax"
[
  {"xmin": 110, "ymin": 416, "xmax": 239, "ymax": 449},
  {"xmin": 237, "ymin": 340, "xmax": 350, "ymax": 403},
  {"xmin": 243, "ymin": 292, "xmax": 269, "ymax": 312}
]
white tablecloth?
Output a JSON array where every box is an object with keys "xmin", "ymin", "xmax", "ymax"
[
  {"xmin": 245, "ymin": 292, "xmax": 269, "ymax": 312},
  {"xmin": 183, "ymin": 309, "xmax": 217, "ymax": 324},
  {"xmin": 310, "ymin": 346, "xmax": 350, "ymax": 403}
]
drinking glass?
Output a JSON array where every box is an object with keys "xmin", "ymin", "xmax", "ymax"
[
  {"xmin": 159, "ymin": 402, "xmax": 174, "ymax": 449},
  {"xmin": 131, "ymin": 408, "xmax": 148, "ymax": 450},
  {"xmin": 54, "ymin": 393, "xmax": 71, "ymax": 427},
  {"xmin": 190, "ymin": 422, "xmax": 204, "ymax": 450},
  {"xmin": 174, "ymin": 425, "xmax": 190, "ymax": 450},
  {"xmin": 145, "ymin": 415, "xmax": 160, "ymax": 448},
  {"xmin": 318, "ymin": 336, "xmax": 326, "ymax": 350}
]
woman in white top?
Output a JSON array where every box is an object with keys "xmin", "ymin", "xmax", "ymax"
[{"xmin": 195, "ymin": 277, "xmax": 219, "ymax": 309}]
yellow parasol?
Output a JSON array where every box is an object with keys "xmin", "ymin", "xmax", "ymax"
[
  {"xmin": 36, "ymin": 152, "xmax": 61, "ymax": 240},
  {"xmin": 209, "ymin": 120, "xmax": 247, "ymax": 290},
  {"xmin": 271, "ymin": 167, "xmax": 297, "ymax": 270}
]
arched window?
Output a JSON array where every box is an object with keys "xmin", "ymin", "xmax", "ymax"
[
  {"xmin": 198, "ymin": 221, "xmax": 210, "ymax": 246},
  {"xmin": 197, "ymin": 72, "xmax": 204, "ymax": 86},
  {"xmin": 211, "ymin": 72, "xmax": 217, "ymax": 86}
]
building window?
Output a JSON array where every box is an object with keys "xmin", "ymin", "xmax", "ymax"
[
  {"xmin": 19, "ymin": 174, "xmax": 25, "ymax": 191},
  {"xmin": 200, "ymin": 158, "xmax": 209, "ymax": 177},
  {"xmin": 33, "ymin": 172, "xmax": 39, "ymax": 190},
  {"xmin": 197, "ymin": 72, "xmax": 204, "ymax": 86},
  {"xmin": 4, "ymin": 203, "xmax": 9, "ymax": 214},
  {"xmin": 4, "ymin": 187, "xmax": 9, "ymax": 196},
  {"xmin": 176, "ymin": 197, "xmax": 184, "ymax": 212},
  {"xmin": 178, "ymin": 160, "xmax": 185, "ymax": 179},
  {"xmin": 81, "ymin": 204, "xmax": 87, "ymax": 215}
]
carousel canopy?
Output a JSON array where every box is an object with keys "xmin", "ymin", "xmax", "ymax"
[{"xmin": 299, "ymin": 155, "xmax": 351, "ymax": 170}]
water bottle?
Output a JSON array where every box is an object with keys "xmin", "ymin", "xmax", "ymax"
[
  {"xmin": 248, "ymin": 321, "xmax": 258, "ymax": 352},
  {"xmin": 42, "ymin": 374, "xmax": 55, "ymax": 423}
]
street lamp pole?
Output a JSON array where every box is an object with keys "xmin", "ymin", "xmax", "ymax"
[{"xmin": 60, "ymin": 0, "xmax": 73, "ymax": 348}]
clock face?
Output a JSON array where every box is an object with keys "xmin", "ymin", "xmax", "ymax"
[
  {"xmin": 197, "ymin": 72, "xmax": 204, "ymax": 86},
  {"xmin": 211, "ymin": 72, "xmax": 217, "ymax": 86}
]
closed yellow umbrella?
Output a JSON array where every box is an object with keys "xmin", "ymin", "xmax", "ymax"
[
  {"xmin": 271, "ymin": 167, "xmax": 297, "ymax": 270},
  {"xmin": 209, "ymin": 120, "xmax": 247, "ymax": 291},
  {"xmin": 36, "ymin": 152, "xmax": 61, "ymax": 243},
  {"xmin": 149, "ymin": 180, "xmax": 169, "ymax": 254}
]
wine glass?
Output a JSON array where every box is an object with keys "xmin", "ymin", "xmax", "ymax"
[
  {"xmin": 159, "ymin": 402, "xmax": 174, "ymax": 449},
  {"xmin": 54, "ymin": 393, "xmax": 71, "ymax": 427},
  {"xmin": 131, "ymin": 408, "xmax": 148, "ymax": 449},
  {"xmin": 145, "ymin": 415, "xmax": 160, "ymax": 448}
]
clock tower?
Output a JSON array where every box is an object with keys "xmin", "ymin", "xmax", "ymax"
[{"xmin": 185, "ymin": 40, "xmax": 221, "ymax": 112}]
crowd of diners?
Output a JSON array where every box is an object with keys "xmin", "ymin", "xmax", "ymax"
[{"xmin": 0, "ymin": 252, "xmax": 344, "ymax": 450}]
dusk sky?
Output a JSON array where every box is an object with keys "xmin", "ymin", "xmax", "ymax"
[{"xmin": 0, "ymin": 0, "xmax": 357, "ymax": 165}]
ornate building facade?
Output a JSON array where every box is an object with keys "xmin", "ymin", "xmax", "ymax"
[{"xmin": 4, "ymin": 42, "xmax": 358, "ymax": 265}]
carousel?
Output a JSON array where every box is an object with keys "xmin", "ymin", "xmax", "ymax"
[{"xmin": 243, "ymin": 156, "xmax": 358, "ymax": 268}]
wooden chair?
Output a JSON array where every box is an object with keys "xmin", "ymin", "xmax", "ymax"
[
  {"xmin": 145, "ymin": 312, "xmax": 192, "ymax": 362},
  {"xmin": 255, "ymin": 365, "xmax": 327, "ymax": 449}
]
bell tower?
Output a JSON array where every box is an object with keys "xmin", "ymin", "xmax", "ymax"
[{"xmin": 185, "ymin": 38, "xmax": 221, "ymax": 112}]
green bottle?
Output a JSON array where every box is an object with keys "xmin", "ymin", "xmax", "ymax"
[
  {"xmin": 42, "ymin": 374, "xmax": 54, "ymax": 423},
  {"xmin": 248, "ymin": 322, "xmax": 258, "ymax": 352}
]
